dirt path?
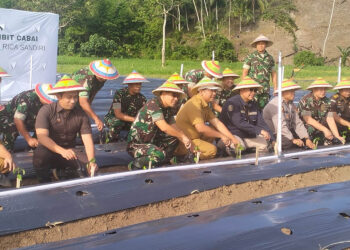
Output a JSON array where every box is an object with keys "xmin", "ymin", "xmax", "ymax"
[{"xmin": 2, "ymin": 165, "xmax": 350, "ymax": 249}]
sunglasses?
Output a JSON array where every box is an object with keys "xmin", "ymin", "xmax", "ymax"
[{"xmin": 249, "ymin": 88, "xmax": 257, "ymax": 92}]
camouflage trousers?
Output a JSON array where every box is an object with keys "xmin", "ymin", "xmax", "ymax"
[
  {"xmin": 305, "ymin": 124, "xmax": 332, "ymax": 145},
  {"xmin": 0, "ymin": 123, "xmax": 19, "ymax": 151},
  {"xmin": 127, "ymin": 133, "xmax": 179, "ymax": 170},
  {"xmin": 255, "ymin": 92, "xmax": 270, "ymax": 110},
  {"xmin": 104, "ymin": 116, "xmax": 131, "ymax": 142}
]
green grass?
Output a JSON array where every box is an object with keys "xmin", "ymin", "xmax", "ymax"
[{"xmin": 57, "ymin": 56, "xmax": 350, "ymax": 89}]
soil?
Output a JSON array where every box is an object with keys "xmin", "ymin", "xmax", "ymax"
[{"xmin": 2, "ymin": 165, "xmax": 350, "ymax": 249}]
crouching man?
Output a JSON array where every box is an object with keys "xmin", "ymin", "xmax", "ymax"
[
  {"xmin": 33, "ymin": 76, "xmax": 98, "ymax": 183},
  {"xmin": 176, "ymin": 77, "xmax": 239, "ymax": 160},
  {"xmin": 220, "ymin": 77, "xmax": 275, "ymax": 153},
  {"xmin": 0, "ymin": 141, "xmax": 15, "ymax": 187},
  {"xmin": 127, "ymin": 82, "xmax": 193, "ymax": 170},
  {"xmin": 263, "ymin": 79, "xmax": 315, "ymax": 149}
]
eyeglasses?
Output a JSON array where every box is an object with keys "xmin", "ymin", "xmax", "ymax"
[
  {"xmin": 249, "ymin": 88, "xmax": 257, "ymax": 92},
  {"xmin": 170, "ymin": 93, "xmax": 180, "ymax": 98}
]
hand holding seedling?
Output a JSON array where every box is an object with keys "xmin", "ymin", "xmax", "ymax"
[{"xmin": 3, "ymin": 156, "xmax": 16, "ymax": 173}]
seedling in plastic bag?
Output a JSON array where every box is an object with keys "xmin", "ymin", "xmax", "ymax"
[
  {"xmin": 235, "ymin": 144, "xmax": 244, "ymax": 159},
  {"xmin": 193, "ymin": 146, "xmax": 200, "ymax": 164},
  {"xmin": 313, "ymin": 137, "xmax": 320, "ymax": 149},
  {"xmin": 13, "ymin": 168, "xmax": 25, "ymax": 188}
]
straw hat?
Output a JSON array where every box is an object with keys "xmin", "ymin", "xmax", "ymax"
[
  {"xmin": 167, "ymin": 72, "xmax": 189, "ymax": 85},
  {"xmin": 250, "ymin": 34, "xmax": 273, "ymax": 48},
  {"xmin": 222, "ymin": 68, "xmax": 239, "ymax": 79},
  {"xmin": 0, "ymin": 67, "xmax": 10, "ymax": 77},
  {"xmin": 306, "ymin": 77, "xmax": 333, "ymax": 90},
  {"xmin": 89, "ymin": 59, "xmax": 119, "ymax": 80},
  {"xmin": 201, "ymin": 60, "xmax": 223, "ymax": 78},
  {"xmin": 152, "ymin": 81, "xmax": 186, "ymax": 99},
  {"xmin": 122, "ymin": 70, "xmax": 149, "ymax": 84},
  {"xmin": 48, "ymin": 75, "xmax": 87, "ymax": 94},
  {"xmin": 35, "ymin": 83, "xmax": 57, "ymax": 104},
  {"xmin": 274, "ymin": 79, "xmax": 301, "ymax": 94},
  {"xmin": 333, "ymin": 78, "xmax": 350, "ymax": 90},
  {"xmin": 233, "ymin": 77, "xmax": 262, "ymax": 91},
  {"xmin": 191, "ymin": 76, "xmax": 222, "ymax": 95}
]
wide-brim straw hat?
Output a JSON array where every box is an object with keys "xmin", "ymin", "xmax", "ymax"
[
  {"xmin": 274, "ymin": 79, "xmax": 301, "ymax": 94},
  {"xmin": 201, "ymin": 60, "xmax": 223, "ymax": 79},
  {"xmin": 333, "ymin": 78, "xmax": 350, "ymax": 90},
  {"xmin": 152, "ymin": 81, "xmax": 186, "ymax": 99},
  {"xmin": 35, "ymin": 83, "xmax": 57, "ymax": 104},
  {"xmin": 222, "ymin": 68, "xmax": 239, "ymax": 79},
  {"xmin": 250, "ymin": 34, "xmax": 273, "ymax": 48},
  {"xmin": 306, "ymin": 77, "xmax": 333, "ymax": 90},
  {"xmin": 167, "ymin": 72, "xmax": 189, "ymax": 85},
  {"xmin": 191, "ymin": 76, "xmax": 222, "ymax": 95},
  {"xmin": 48, "ymin": 75, "xmax": 87, "ymax": 94},
  {"xmin": 233, "ymin": 77, "xmax": 262, "ymax": 91},
  {"xmin": 89, "ymin": 59, "xmax": 119, "ymax": 80},
  {"xmin": 0, "ymin": 67, "xmax": 10, "ymax": 77},
  {"xmin": 122, "ymin": 70, "xmax": 149, "ymax": 84}
]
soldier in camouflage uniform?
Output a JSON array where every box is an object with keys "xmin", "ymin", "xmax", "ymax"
[
  {"xmin": 330, "ymin": 79, "xmax": 350, "ymax": 142},
  {"xmin": 0, "ymin": 141, "xmax": 15, "ymax": 187},
  {"xmin": 104, "ymin": 71, "xmax": 148, "ymax": 142},
  {"xmin": 72, "ymin": 59, "xmax": 119, "ymax": 131},
  {"xmin": 242, "ymin": 35, "xmax": 277, "ymax": 110},
  {"xmin": 214, "ymin": 68, "xmax": 239, "ymax": 116},
  {"xmin": 127, "ymin": 82, "xmax": 192, "ymax": 170},
  {"xmin": 0, "ymin": 84, "xmax": 56, "ymax": 151},
  {"xmin": 298, "ymin": 78, "xmax": 344, "ymax": 146}
]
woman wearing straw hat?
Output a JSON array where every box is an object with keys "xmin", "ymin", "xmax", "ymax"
[
  {"xmin": 176, "ymin": 77, "xmax": 239, "ymax": 160},
  {"xmin": 72, "ymin": 59, "xmax": 119, "ymax": 131},
  {"xmin": 104, "ymin": 70, "xmax": 148, "ymax": 142},
  {"xmin": 214, "ymin": 68, "xmax": 239, "ymax": 115},
  {"xmin": 0, "ymin": 83, "xmax": 57, "ymax": 151},
  {"xmin": 263, "ymin": 79, "xmax": 315, "ymax": 149},
  {"xmin": 242, "ymin": 34, "xmax": 277, "ymax": 110},
  {"xmin": 33, "ymin": 76, "xmax": 98, "ymax": 183},
  {"xmin": 127, "ymin": 81, "xmax": 192, "ymax": 170},
  {"xmin": 219, "ymin": 77, "xmax": 274, "ymax": 153},
  {"xmin": 298, "ymin": 78, "xmax": 345, "ymax": 146},
  {"xmin": 331, "ymin": 79, "xmax": 350, "ymax": 142}
]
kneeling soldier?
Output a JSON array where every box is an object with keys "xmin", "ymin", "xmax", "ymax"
[
  {"xmin": 331, "ymin": 79, "xmax": 350, "ymax": 142},
  {"xmin": 298, "ymin": 78, "xmax": 345, "ymax": 146},
  {"xmin": 263, "ymin": 79, "xmax": 315, "ymax": 149},
  {"xmin": 220, "ymin": 77, "xmax": 275, "ymax": 153},
  {"xmin": 127, "ymin": 82, "xmax": 192, "ymax": 170},
  {"xmin": 104, "ymin": 70, "xmax": 148, "ymax": 142},
  {"xmin": 33, "ymin": 76, "xmax": 98, "ymax": 183}
]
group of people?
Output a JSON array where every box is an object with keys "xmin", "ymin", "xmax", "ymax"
[{"xmin": 0, "ymin": 34, "xmax": 349, "ymax": 185}]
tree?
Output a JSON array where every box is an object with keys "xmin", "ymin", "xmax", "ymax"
[{"xmin": 337, "ymin": 46, "xmax": 350, "ymax": 67}]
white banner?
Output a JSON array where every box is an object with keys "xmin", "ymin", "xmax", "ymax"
[{"xmin": 0, "ymin": 8, "xmax": 59, "ymax": 102}]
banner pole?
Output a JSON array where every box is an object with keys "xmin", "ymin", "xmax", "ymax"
[
  {"xmin": 180, "ymin": 64, "xmax": 184, "ymax": 77},
  {"xmin": 277, "ymin": 51, "xmax": 283, "ymax": 158},
  {"xmin": 29, "ymin": 55, "xmax": 33, "ymax": 89},
  {"xmin": 338, "ymin": 57, "xmax": 342, "ymax": 83}
]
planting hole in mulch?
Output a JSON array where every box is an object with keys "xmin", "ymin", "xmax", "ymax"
[
  {"xmin": 291, "ymin": 157, "xmax": 299, "ymax": 160},
  {"xmin": 187, "ymin": 214, "xmax": 199, "ymax": 218},
  {"xmin": 339, "ymin": 212, "xmax": 350, "ymax": 219},
  {"xmin": 76, "ymin": 191, "xmax": 89, "ymax": 196},
  {"xmin": 281, "ymin": 227, "xmax": 293, "ymax": 235},
  {"xmin": 104, "ymin": 230, "xmax": 117, "ymax": 236},
  {"xmin": 308, "ymin": 189, "xmax": 317, "ymax": 192},
  {"xmin": 145, "ymin": 179, "xmax": 153, "ymax": 184},
  {"xmin": 203, "ymin": 170, "xmax": 211, "ymax": 174},
  {"xmin": 252, "ymin": 200, "xmax": 262, "ymax": 204}
]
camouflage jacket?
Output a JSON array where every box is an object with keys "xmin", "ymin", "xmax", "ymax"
[
  {"xmin": 298, "ymin": 92, "xmax": 333, "ymax": 125},
  {"xmin": 72, "ymin": 66, "xmax": 104, "ymax": 103},
  {"xmin": 330, "ymin": 93, "xmax": 350, "ymax": 121},
  {"xmin": 128, "ymin": 97, "xmax": 176, "ymax": 144},
  {"xmin": 105, "ymin": 87, "xmax": 147, "ymax": 120},
  {"xmin": 243, "ymin": 50, "xmax": 275, "ymax": 90},
  {"xmin": 2, "ymin": 89, "xmax": 43, "ymax": 130},
  {"xmin": 185, "ymin": 69, "xmax": 205, "ymax": 84},
  {"xmin": 215, "ymin": 88, "xmax": 236, "ymax": 108}
]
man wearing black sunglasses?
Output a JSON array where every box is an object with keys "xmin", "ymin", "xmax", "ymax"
[{"xmin": 220, "ymin": 77, "xmax": 275, "ymax": 153}]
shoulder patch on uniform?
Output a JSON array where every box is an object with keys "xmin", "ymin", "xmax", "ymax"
[{"xmin": 228, "ymin": 105, "xmax": 234, "ymax": 112}]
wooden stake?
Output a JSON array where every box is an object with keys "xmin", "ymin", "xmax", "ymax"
[{"xmin": 255, "ymin": 148, "xmax": 259, "ymax": 166}]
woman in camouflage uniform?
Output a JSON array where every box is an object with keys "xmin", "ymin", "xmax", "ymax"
[
  {"xmin": 298, "ymin": 78, "xmax": 345, "ymax": 146},
  {"xmin": 127, "ymin": 82, "xmax": 192, "ymax": 170},
  {"xmin": 104, "ymin": 71, "xmax": 148, "ymax": 142}
]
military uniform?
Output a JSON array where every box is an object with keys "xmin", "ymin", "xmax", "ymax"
[
  {"xmin": 185, "ymin": 69, "xmax": 205, "ymax": 84},
  {"xmin": 243, "ymin": 51, "xmax": 275, "ymax": 109},
  {"xmin": 331, "ymin": 93, "xmax": 350, "ymax": 141},
  {"xmin": 127, "ymin": 97, "xmax": 178, "ymax": 169},
  {"xmin": 104, "ymin": 87, "xmax": 147, "ymax": 141},
  {"xmin": 219, "ymin": 95, "xmax": 274, "ymax": 151},
  {"xmin": 72, "ymin": 67, "xmax": 104, "ymax": 103},
  {"xmin": 298, "ymin": 92, "xmax": 333, "ymax": 144},
  {"xmin": 0, "ymin": 90, "xmax": 43, "ymax": 150},
  {"xmin": 214, "ymin": 88, "xmax": 236, "ymax": 116},
  {"xmin": 263, "ymin": 97, "xmax": 309, "ymax": 149}
]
